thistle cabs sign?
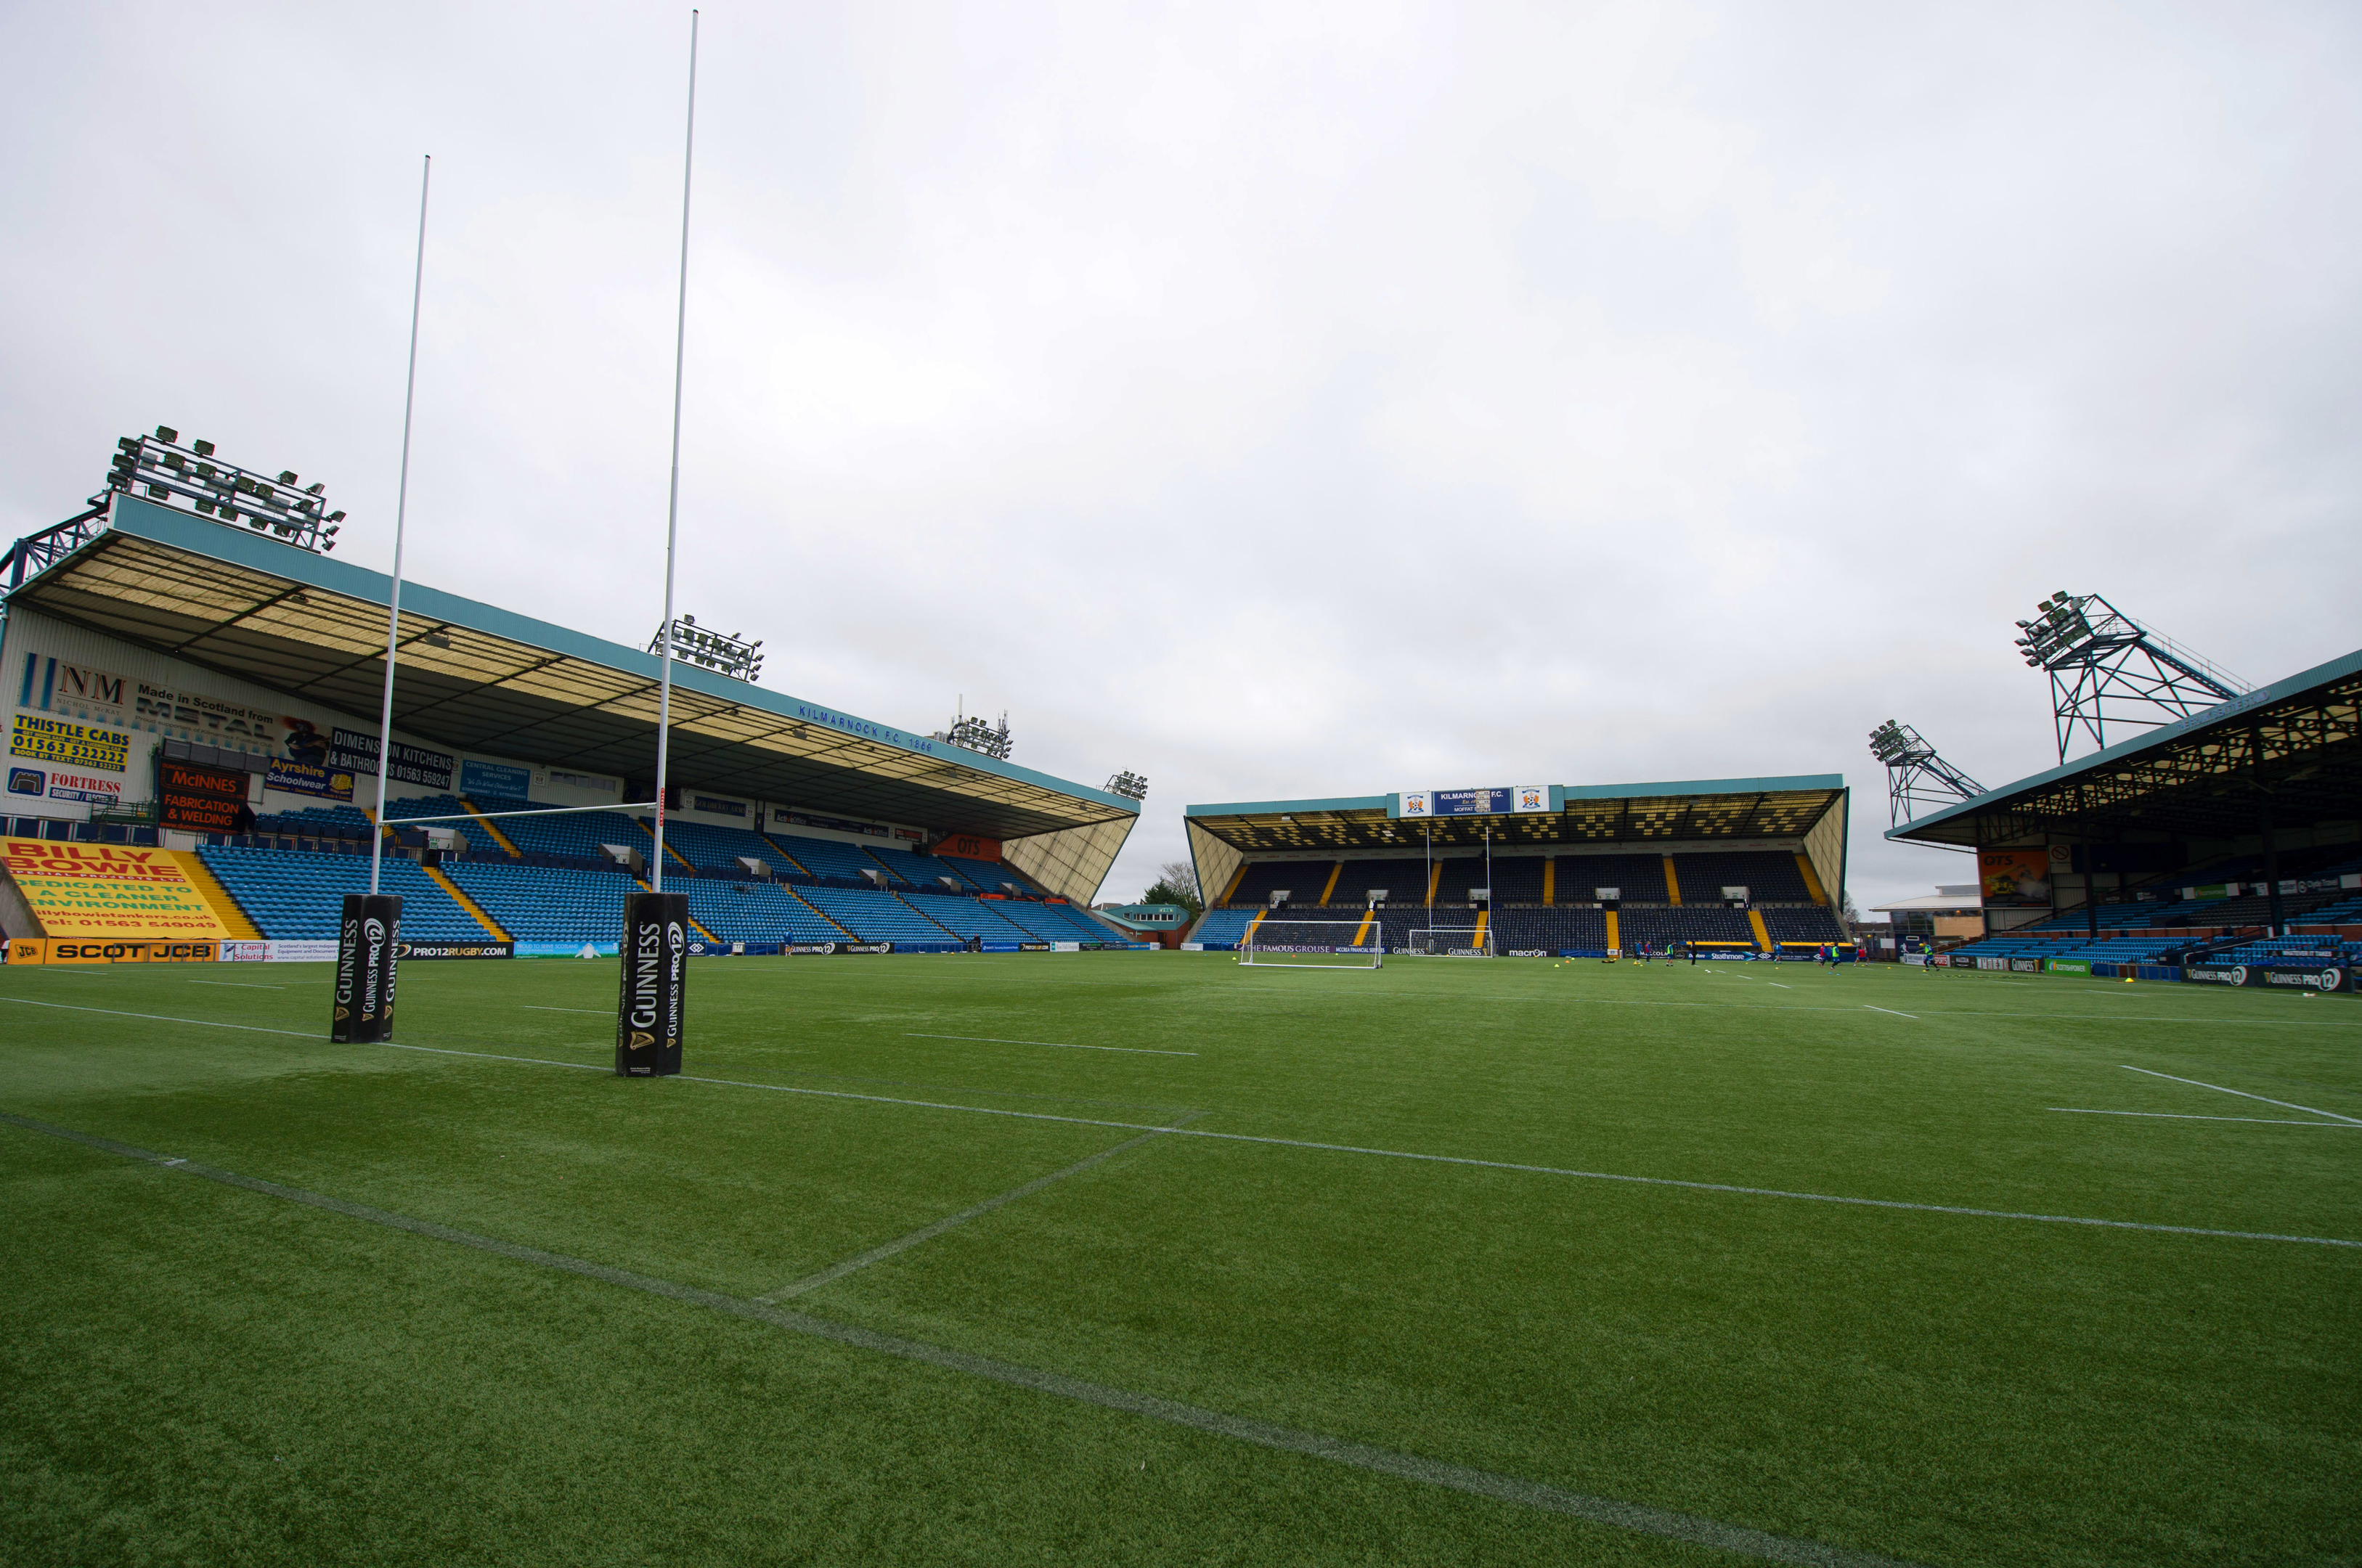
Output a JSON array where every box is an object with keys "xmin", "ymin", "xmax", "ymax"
[{"xmin": 1, "ymin": 840, "xmax": 235, "ymax": 941}]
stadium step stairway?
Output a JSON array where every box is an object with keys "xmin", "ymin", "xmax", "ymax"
[
  {"xmin": 460, "ymin": 800, "xmax": 525, "ymax": 857},
  {"xmin": 181, "ymin": 852, "xmax": 264, "ymax": 939},
  {"xmin": 632, "ymin": 817, "xmax": 698, "ymax": 874},
  {"xmin": 424, "ymin": 863, "xmax": 510, "ymax": 939}
]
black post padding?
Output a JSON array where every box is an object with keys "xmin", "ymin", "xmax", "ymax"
[
  {"xmin": 331, "ymin": 893, "xmax": 403, "ymax": 1042},
  {"xmin": 616, "ymin": 891, "xmax": 688, "ymax": 1076}
]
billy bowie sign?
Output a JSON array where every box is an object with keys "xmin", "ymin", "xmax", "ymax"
[
  {"xmin": 616, "ymin": 891, "xmax": 688, "ymax": 1076},
  {"xmin": 1, "ymin": 841, "xmax": 232, "ymax": 939}
]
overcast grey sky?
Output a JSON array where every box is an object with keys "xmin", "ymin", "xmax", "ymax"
[{"xmin": 6, "ymin": 2, "xmax": 2358, "ymax": 908}]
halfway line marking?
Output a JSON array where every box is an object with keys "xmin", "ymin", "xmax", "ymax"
[
  {"xmin": 0, "ymin": 1111, "xmax": 1920, "ymax": 1568},
  {"xmin": 1863, "ymin": 1006, "xmax": 1918, "ymax": 1020},
  {"xmin": 2121, "ymin": 1065, "xmax": 2362, "ymax": 1126},
  {"xmin": 2049, "ymin": 1108, "xmax": 2362, "ymax": 1127},
  {"xmin": 905, "ymin": 1032, "xmax": 1195, "ymax": 1057},
  {"xmin": 523, "ymin": 1006, "xmax": 610, "ymax": 1014},
  {"xmin": 190, "ymin": 981, "xmax": 285, "ymax": 990}
]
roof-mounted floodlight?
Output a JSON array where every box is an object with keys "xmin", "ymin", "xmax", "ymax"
[{"xmin": 102, "ymin": 430, "xmax": 343, "ymax": 555}]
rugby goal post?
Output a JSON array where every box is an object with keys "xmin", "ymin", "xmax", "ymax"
[
  {"xmin": 1237, "ymin": 919, "xmax": 1383, "ymax": 969},
  {"xmin": 1406, "ymin": 926, "xmax": 1494, "ymax": 957}
]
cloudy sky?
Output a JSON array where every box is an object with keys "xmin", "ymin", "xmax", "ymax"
[{"xmin": 6, "ymin": 2, "xmax": 2358, "ymax": 909}]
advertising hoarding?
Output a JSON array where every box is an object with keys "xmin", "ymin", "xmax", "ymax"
[{"xmin": 1979, "ymin": 849, "xmax": 2053, "ymax": 908}]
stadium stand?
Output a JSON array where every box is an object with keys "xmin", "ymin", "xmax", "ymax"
[
  {"xmin": 1434, "ymin": 855, "xmax": 1544, "ymax": 903},
  {"xmin": 496, "ymin": 804, "xmax": 649, "ymax": 863},
  {"xmin": 901, "ymin": 891, "xmax": 1040, "ymax": 943},
  {"xmin": 1620, "ymin": 907, "xmax": 1759, "ymax": 947},
  {"xmin": 201, "ymin": 846, "xmax": 489, "ymax": 942},
  {"xmin": 766, "ymin": 833, "xmax": 890, "ymax": 885},
  {"xmin": 1327, "ymin": 859, "xmax": 1431, "ymax": 906},
  {"xmin": 652, "ymin": 817, "xmax": 789, "ymax": 876},
  {"xmin": 1759, "ymin": 905, "xmax": 1847, "ymax": 944},
  {"xmin": 380, "ymin": 795, "xmax": 506, "ymax": 854},
  {"xmin": 677, "ymin": 880, "xmax": 847, "ymax": 944},
  {"xmin": 942, "ymin": 854, "xmax": 1037, "ymax": 895},
  {"xmin": 1489, "ymin": 907, "xmax": 1608, "ymax": 952},
  {"xmin": 1549, "ymin": 854, "xmax": 1669, "ymax": 904},
  {"xmin": 799, "ymin": 885, "xmax": 961, "ymax": 945},
  {"xmin": 444, "ymin": 860, "xmax": 636, "ymax": 943},
  {"xmin": 1670, "ymin": 850, "xmax": 1812, "ymax": 904}
]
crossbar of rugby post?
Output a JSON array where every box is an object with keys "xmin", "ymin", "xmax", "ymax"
[{"xmin": 378, "ymin": 803, "xmax": 660, "ymax": 825}]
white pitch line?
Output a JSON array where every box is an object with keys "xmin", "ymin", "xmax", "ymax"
[
  {"xmin": 0, "ymin": 996, "xmax": 314, "ymax": 1036},
  {"xmin": 1768, "ymin": 983, "xmax": 1791, "ymax": 989},
  {"xmin": 904, "ymin": 1032, "xmax": 1195, "ymax": 1057},
  {"xmin": 1226, "ymin": 989, "xmax": 2360, "ymax": 1028},
  {"xmin": 2121, "ymin": 1065, "xmax": 2362, "ymax": 1126},
  {"xmin": 1864, "ymin": 1005, "xmax": 1918, "ymax": 1020},
  {"xmin": 523, "ymin": 1006, "xmax": 610, "ymax": 1014},
  {"xmin": 4, "ymin": 996, "xmax": 2353, "ymax": 1248},
  {"xmin": 190, "ymin": 981, "xmax": 285, "ymax": 990},
  {"xmin": 2050, "ymin": 1108, "xmax": 2362, "ymax": 1127}
]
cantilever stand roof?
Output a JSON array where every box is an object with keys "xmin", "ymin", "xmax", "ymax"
[
  {"xmin": 1885, "ymin": 648, "xmax": 2362, "ymax": 850},
  {"xmin": 6, "ymin": 496, "xmax": 1137, "ymax": 896}
]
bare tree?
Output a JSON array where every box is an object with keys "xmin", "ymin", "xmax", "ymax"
[{"xmin": 1141, "ymin": 857, "xmax": 1203, "ymax": 913}]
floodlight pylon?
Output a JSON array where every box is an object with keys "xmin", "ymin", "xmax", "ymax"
[
  {"xmin": 1867, "ymin": 719, "xmax": 1987, "ymax": 833},
  {"xmin": 2011, "ymin": 592, "xmax": 2247, "ymax": 761}
]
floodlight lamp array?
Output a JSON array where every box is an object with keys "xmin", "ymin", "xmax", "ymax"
[
  {"xmin": 106, "ymin": 426, "xmax": 343, "ymax": 552},
  {"xmin": 1104, "ymin": 769, "xmax": 1149, "ymax": 801},
  {"xmin": 2012, "ymin": 591, "xmax": 2093, "ymax": 668},
  {"xmin": 648, "ymin": 612, "xmax": 765, "ymax": 682},
  {"xmin": 939, "ymin": 709, "xmax": 1013, "ymax": 761},
  {"xmin": 1866, "ymin": 719, "xmax": 1934, "ymax": 767}
]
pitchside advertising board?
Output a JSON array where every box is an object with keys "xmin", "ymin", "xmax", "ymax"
[
  {"xmin": 1397, "ymin": 786, "xmax": 1551, "ymax": 818},
  {"xmin": 5, "ymin": 937, "xmax": 220, "ymax": 965},
  {"xmin": 616, "ymin": 891, "xmax": 688, "ymax": 1076},
  {"xmin": 2184, "ymin": 963, "xmax": 2353, "ymax": 992},
  {"xmin": 330, "ymin": 894, "xmax": 401, "ymax": 1043}
]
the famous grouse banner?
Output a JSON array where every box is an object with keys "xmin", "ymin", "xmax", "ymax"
[{"xmin": 1, "ymin": 839, "xmax": 235, "ymax": 939}]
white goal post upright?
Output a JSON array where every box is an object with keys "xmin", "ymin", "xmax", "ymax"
[
  {"xmin": 1237, "ymin": 919, "xmax": 1383, "ymax": 969},
  {"xmin": 1407, "ymin": 927, "xmax": 1495, "ymax": 957}
]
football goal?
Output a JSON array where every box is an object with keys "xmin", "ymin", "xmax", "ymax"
[
  {"xmin": 1406, "ymin": 926, "xmax": 1494, "ymax": 957},
  {"xmin": 1237, "ymin": 919, "xmax": 1383, "ymax": 969}
]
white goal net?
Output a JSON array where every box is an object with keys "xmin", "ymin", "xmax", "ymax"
[
  {"xmin": 1406, "ymin": 926, "xmax": 1494, "ymax": 957},
  {"xmin": 1237, "ymin": 918, "xmax": 1383, "ymax": 969}
]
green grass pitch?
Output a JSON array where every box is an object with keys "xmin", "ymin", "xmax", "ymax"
[{"xmin": 2, "ymin": 952, "xmax": 2356, "ymax": 1566}]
